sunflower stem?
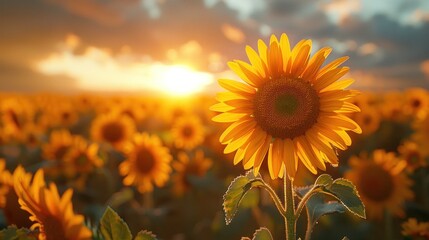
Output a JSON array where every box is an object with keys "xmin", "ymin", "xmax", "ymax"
[
  {"xmin": 284, "ymin": 169, "xmax": 296, "ymax": 240},
  {"xmin": 384, "ymin": 210, "xmax": 393, "ymax": 240},
  {"xmin": 259, "ymin": 181, "xmax": 286, "ymax": 218}
]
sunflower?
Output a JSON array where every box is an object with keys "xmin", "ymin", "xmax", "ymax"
[
  {"xmin": 404, "ymin": 88, "xmax": 429, "ymax": 120},
  {"xmin": 171, "ymin": 115, "xmax": 205, "ymax": 150},
  {"xmin": 90, "ymin": 112, "xmax": 136, "ymax": 149},
  {"xmin": 352, "ymin": 107, "xmax": 381, "ymax": 136},
  {"xmin": 380, "ymin": 92, "xmax": 407, "ymax": 123},
  {"xmin": 119, "ymin": 133, "xmax": 172, "ymax": 193},
  {"xmin": 62, "ymin": 137, "xmax": 103, "ymax": 177},
  {"xmin": 14, "ymin": 169, "xmax": 92, "ymax": 240},
  {"xmin": 412, "ymin": 115, "xmax": 429, "ymax": 156},
  {"xmin": 0, "ymin": 160, "xmax": 33, "ymax": 228},
  {"xmin": 211, "ymin": 33, "xmax": 361, "ymax": 179},
  {"xmin": 402, "ymin": 218, "xmax": 429, "ymax": 239},
  {"xmin": 345, "ymin": 150, "xmax": 414, "ymax": 219},
  {"xmin": 398, "ymin": 141, "xmax": 428, "ymax": 172},
  {"xmin": 43, "ymin": 129, "xmax": 75, "ymax": 161},
  {"xmin": 172, "ymin": 150, "xmax": 212, "ymax": 196}
]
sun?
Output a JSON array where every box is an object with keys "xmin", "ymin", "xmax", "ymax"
[{"xmin": 156, "ymin": 65, "xmax": 214, "ymax": 96}]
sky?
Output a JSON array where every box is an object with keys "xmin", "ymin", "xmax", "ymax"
[{"xmin": 1, "ymin": 0, "xmax": 429, "ymax": 95}]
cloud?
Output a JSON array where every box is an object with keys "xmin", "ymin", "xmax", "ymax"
[
  {"xmin": 221, "ymin": 24, "xmax": 246, "ymax": 44},
  {"xmin": 35, "ymin": 40, "xmax": 215, "ymax": 95},
  {"xmin": 44, "ymin": 0, "xmax": 134, "ymax": 26}
]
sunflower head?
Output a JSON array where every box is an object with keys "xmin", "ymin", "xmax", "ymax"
[
  {"xmin": 62, "ymin": 137, "xmax": 103, "ymax": 177},
  {"xmin": 345, "ymin": 150, "xmax": 414, "ymax": 219},
  {"xmin": 211, "ymin": 33, "xmax": 361, "ymax": 180},
  {"xmin": 171, "ymin": 115, "xmax": 205, "ymax": 150},
  {"xmin": 0, "ymin": 161, "xmax": 33, "ymax": 228},
  {"xmin": 90, "ymin": 112, "xmax": 136, "ymax": 149},
  {"xmin": 119, "ymin": 133, "xmax": 172, "ymax": 193},
  {"xmin": 172, "ymin": 150, "xmax": 212, "ymax": 196},
  {"xmin": 402, "ymin": 218, "xmax": 429, "ymax": 239},
  {"xmin": 14, "ymin": 169, "xmax": 92, "ymax": 240},
  {"xmin": 398, "ymin": 141, "xmax": 428, "ymax": 172}
]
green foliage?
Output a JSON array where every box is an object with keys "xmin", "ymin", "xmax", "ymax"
[
  {"xmin": 0, "ymin": 226, "xmax": 37, "ymax": 240},
  {"xmin": 329, "ymin": 179, "xmax": 366, "ymax": 219},
  {"xmin": 134, "ymin": 230, "xmax": 158, "ymax": 240},
  {"xmin": 223, "ymin": 171, "xmax": 265, "ymax": 225},
  {"xmin": 297, "ymin": 174, "xmax": 366, "ymax": 228},
  {"xmin": 251, "ymin": 227, "xmax": 274, "ymax": 240},
  {"xmin": 99, "ymin": 207, "xmax": 158, "ymax": 240},
  {"xmin": 242, "ymin": 227, "xmax": 273, "ymax": 240},
  {"xmin": 99, "ymin": 207, "xmax": 133, "ymax": 240}
]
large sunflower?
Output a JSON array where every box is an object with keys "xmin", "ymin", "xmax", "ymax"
[
  {"xmin": 0, "ymin": 160, "xmax": 32, "ymax": 228},
  {"xmin": 345, "ymin": 150, "xmax": 413, "ymax": 219},
  {"xmin": 14, "ymin": 169, "xmax": 92, "ymax": 240},
  {"xmin": 211, "ymin": 33, "xmax": 361, "ymax": 179},
  {"xmin": 119, "ymin": 133, "xmax": 172, "ymax": 193},
  {"xmin": 171, "ymin": 115, "xmax": 205, "ymax": 150}
]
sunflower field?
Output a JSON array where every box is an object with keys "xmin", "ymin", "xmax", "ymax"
[{"xmin": 1, "ymin": 34, "xmax": 429, "ymax": 240}]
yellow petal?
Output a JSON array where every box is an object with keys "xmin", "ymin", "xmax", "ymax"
[
  {"xmin": 317, "ymin": 56, "xmax": 349, "ymax": 77},
  {"xmin": 246, "ymin": 45, "xmax": 267, "ymax": 78},
  {"xmin": 294, "ymin": 137, "xmax": 317, "ymax": 174},
  {"xmin": 314, "ymin": 67, "xmax": 349, "ymax": 92},
  {"xmin": 218, "ymin": 79, "xmax": 256, "ymax": 94},
  {"xmin": 320, "ymin": 78, "xmax": 355, "ymax": 92},
  {"xmin": 283, "ymin": 138, "xmax": 297, "ymax": 179},
  {"xmin": 303, "ymin": 47, "xmax": 331, "ymax": 81}
]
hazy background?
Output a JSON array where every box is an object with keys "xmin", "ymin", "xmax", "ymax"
[{"xmin": 1, "ymin": 0, "xmax": 429, "ymax": 95}]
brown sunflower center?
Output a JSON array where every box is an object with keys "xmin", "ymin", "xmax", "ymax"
[
  {"xmin": 253, "ymin": 78, "xmax": 320, "ymax": 139},
  {"xmin": 43, "ymin": 216, "xmax": 67, "ymax": 240},
  {"xmin": 54, "ymin": 146, "xmax": 69, "ymax": 160},
  {"xmin": 182, "ymin": 125, "xmax": 194, "ymax": 138},
  {"xmin": 359, "ymin": 165, "xmax": 394, "ymax": 201},
  {"xmin": 412, "ymin": 99, "xmax": 421, "ymax": 108},
  {"xmin": 101, "ymin": 121, "xmax": 124, "ymax": 143},
  {"xmin": 136, "ymin": 148, "xmax": 156, "ymax": 173},
  {"xmin": 407, "ymin": 152, "xmax": 420, "ymax": 164}
]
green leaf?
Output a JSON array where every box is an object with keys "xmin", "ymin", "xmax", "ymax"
[
  {"xmin": 0, "ymin": 226, "xmax": 37, "ymax": 240},
  {"xmin": 134, "ymin": 230, "xmax": 158, "ymax": 240},
  {"xmin": 223, "ymin": 171, "xmax": 264, "ymax": 224},
  {"xmin": 252, "ymin": 227, "xmax": 273, "ymax": 240},
  {"xmin": 99, "ymin": 207, "xmax": 132, "ymax": 240},
  {"xmin": 329, "ymin": 179, "xmax": 366, "ymax": 219},
  {"xmin": 305, "ymin": 192, "xmax": 346, "ymax": 228},
  {"xmin": 314, "ymin": 174, "xmax": 333, "ymax": 186}
]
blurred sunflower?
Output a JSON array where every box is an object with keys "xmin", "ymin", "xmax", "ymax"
[
  {"xmin": 43, "ymin": 130, "xmax": 80, "ymax": 177},
  {"xmin": 171, "ymin": 115, "xmax": 205, "ymax": 150},
  {"xmin": 90, "ymin": 112, "xmax": 136, "ymax": 149},
  {"xmin": 211, "ymin": 33, "xmax": 361, "ymax": 179},
  {"xmin": 380, "ymin": 92, "xmax": 407, "ymax": 122},
  {"xmin": 402, "ymin": 218, "xmax": 429, "ymax": 239},
  {"xmin": 412, "ymin": 115, "xmax": 429, "ymax": 156},
  {"xmin": 119, "ymin": 133, "xmax": 172, "ymax": 193},
  {"xmin": 404, "ymin": 88, "xmax": 429, "ymax": 120},
  {"xmin": 16, "ymin": 122, "xmax": 45, "ymax": 148},
  {"xmin": 172, "ymin": 150, "xmax": 212, "ymax": 196},
  {"xmin": 15, "ymin": 169, "xmax": 92, "ymax": 240},
  {"xmin": 1, "ymin": 97, "xmax": 35, "ymax": 139},
  {"xmin": 398, "ymin": 141, "xmax": 428, "ymax": 172},
  {"xmin": 352, "ymin": 108, "xmax": 381, "ymax": 136},
  {"xmin": 62, "ymin": 137, "xmax": 103, "ymax": 177},
  {"xmin": 0, "ymin": 160, "xmax": 33, "ymax": 228},
  {"xmin": 345, "ymin": 150, "xmax": 413, "ymax": 219},
  {"xmin": 51, "ymin": 103, "xmax": 79, "ymax": 127}
]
